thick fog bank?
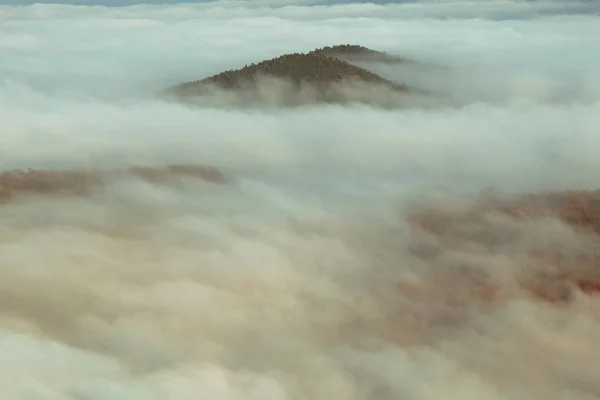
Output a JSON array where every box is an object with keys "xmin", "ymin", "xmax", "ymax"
[{"xmin": 1, "ymin": 1, "xmax": 600, "ymax": 399}]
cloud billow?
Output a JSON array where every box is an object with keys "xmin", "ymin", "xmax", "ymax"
[{"xmin": 1, "ymin": 1, "xmax": 600, "ymax": 399}]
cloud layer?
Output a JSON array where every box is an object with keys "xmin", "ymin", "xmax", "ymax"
[{"xmin": 1, "ymin": 1, "xmax": 600, "ymax": 399}]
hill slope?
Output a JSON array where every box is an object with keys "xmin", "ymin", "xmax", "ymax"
[
  {"xmin": 167, "ymin": 51, "xmax": 407, "ymax": 94},
  {"xmin": 308, "ymin": 44, "xmax": 408, "ymax": 64},
  {"xmin": 163, "ymin": 45, "xmax": 417, "ymax": 107},
  {"xmin": 408, "ymin": 188, "xmax": 600, "ymax": 304},
  {"xmin": 0, "ymin": 165, "xmax": 224, "ymax": 202}
]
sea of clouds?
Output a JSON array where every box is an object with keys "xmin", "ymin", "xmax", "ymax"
[{"xmin": 1, "ymin": 0, "xmax": 600, "ymax": 399}]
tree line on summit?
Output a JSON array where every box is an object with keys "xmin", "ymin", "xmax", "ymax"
[{"xmin": 166, "ymin": 44, "xmax": 409, "ymax": 96}]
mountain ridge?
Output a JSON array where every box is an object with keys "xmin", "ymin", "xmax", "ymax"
[{"xmin": 163, "ymin": 44, "xmax": 414, "ymax": 107}]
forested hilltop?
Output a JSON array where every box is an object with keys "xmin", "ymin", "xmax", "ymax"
[{"xmin": 165, "ymin": 44, "xmax": 409, "ymax": 99}]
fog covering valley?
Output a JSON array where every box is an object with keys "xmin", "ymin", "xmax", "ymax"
[{"xmin": 1, "ymin": 0, "xmax": 600, "ymax": 399}]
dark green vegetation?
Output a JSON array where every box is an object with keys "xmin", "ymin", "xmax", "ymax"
[
  {"xmin": 173, "ymin": 52, "xmax": 404, "ymax": 91},
  {"xmin": 164, "ymin": 44, "xmax": 411, "ymax": 104},
  {"xmin": 308, "ymin": 44, "xmax": 408, "ymax": 63}
]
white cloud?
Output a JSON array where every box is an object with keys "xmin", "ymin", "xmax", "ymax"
[{"xmin": 1, "ymin": 1, "xmax": 600, "ymax": 399}]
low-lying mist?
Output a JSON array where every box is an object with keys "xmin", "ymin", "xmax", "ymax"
[
  {"xmin": 163, "ymin": 76, "xmax": 451, "ymax": 109},
  {"xmin": 1, "ymin": 1, "xmax": 600, "ymax": 399}
]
